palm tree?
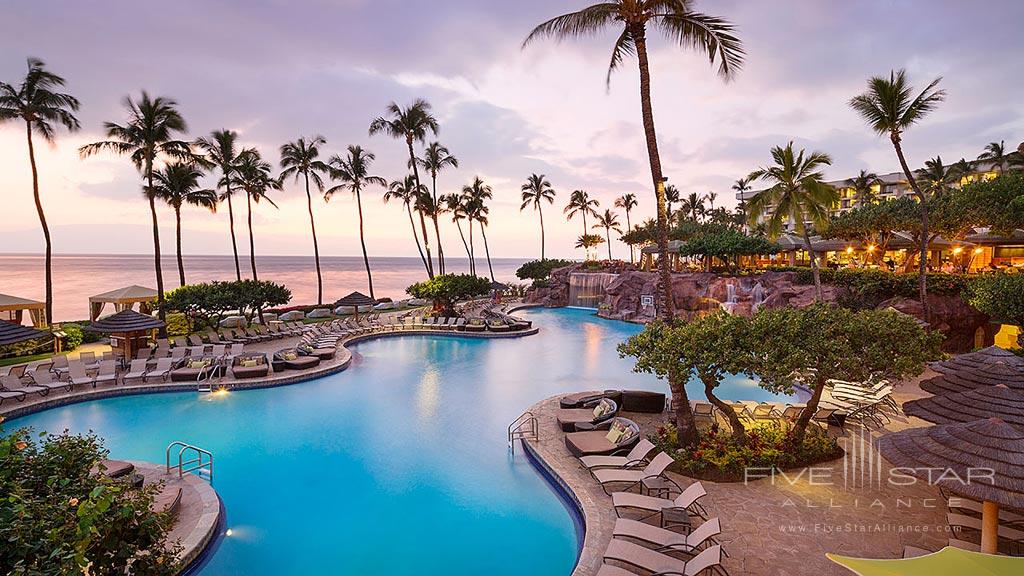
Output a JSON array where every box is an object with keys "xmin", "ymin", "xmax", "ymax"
[
  {"xmin": 614, "ymin": 193, "xmax": 638, "ymax": 262},
  {"xmin": 79, "ymin": 92, "xmax": 191, "ymax": 328},
  {"xmin": 850, "ymin": 69, "xmax": 945, "ymax": 317},
  {"xmin": 849, "ymin": 169, "xmax": 879, "ymax": 207},
  {"xmin": 978, "ymin": 140, "xmax": 1007, "ymax": 173},
  {"xmin": 682, "ymin": 192, "xmax": 705, "ymax": 222},
  {"xmin": 463, "ymin": 177, "xmax": 495, "ymax": 281},
  {"xmin": 918, "ymin": 156, "xmax": 962, "ymax": 198},
  {"xmin": 369, "ymin": 99, "xmax": 439, "ymax": 278},
  {"xmin": 194, "ymin": 130, "xmax": 243, "ymax": 280},
  {"xmin": 704, "ymin": 191, "xmax": 717, "ymax": 212},
  {"xmin": 593, "ymin": 209, "xmax": 623, "ymax": 260},
  {"xmin": 664, "ymin": 184, "xmax": 680, "ymax": 221},
  {"xmin": 279, "ymin": 136, "xmax": 331, "ymax": 305},
  {"xmin": 232, "ymin": 148, "xmax": 280, "ymax": 281},
  {"xmin": 151, "ymin": 162, "xmax": 218, "ymax": 286},
  {"xmin": 746, "ymin": 142, "xmax": 838, "ymax": 300},
  {"xmin": 520, "ymin": 174, "xmax": 556, "ymax": 260},
  {"xmin": 564, "ymin": 189, "xmax": 600, "ymax": 235},
  {"xmin": 417, "ymin": 142, "xmax": 458, "ymax": 274},
  {"xmin": 327, "ymin": 145, "xmax": 386, "ymax": 300},
  {"xmin": 384, "ymin": 176, "xmax": 430, "ymax": 275},
  {"xmin": 443, "ymin": 193, "xmax": 474, "ymax": 273},
  {"xmin": 731, "ymin": 177, "xmax": 751, "ymax": 224},
  {"xmin": 0, "ymin": 58, "xmax": 80, "ymax": 325}
]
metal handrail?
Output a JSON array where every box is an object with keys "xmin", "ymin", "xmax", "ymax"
[
  {"xmin": 507, "ymin": 411, "xmax": 538, "ymax": 454},
  {"xmin": 166, "ymin": 441, "xmax": 214, "ymax": 482}
]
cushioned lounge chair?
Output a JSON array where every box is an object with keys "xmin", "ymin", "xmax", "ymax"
[
  {"xmin": 560, "ymin": 390, "xmax": 614, "ymax": 409},
  {"xmin": 579, "ymin": 438, "xmax": 656, "ymax": 472},
  {"xmin": 232, "ymin": 354, "xmax": 270, "ymax": 379},
  {"xmin": 272, "ymin": 349, "xmax": 320, "ymax": 371},
  {"xmin": 603, "ymin": 541, "xmax": 726, "ymax": 576},
  {"xmin": 612, "ymin": 481, "xmax": 709, "ymax": 521},
  {"xmin": 594, "ymin": 451, "xmax": 676, "ymax": 495},
  {"xmin": 170, "ymin": 357, "xmax": 216, "ymax": 382},
  {"xmin": 565, "ymin": 417, "xmax": 641, "ymax": 458},
  {"xmin": 556, "ymin": 397, "xmax": 618, "ymax": 432}
]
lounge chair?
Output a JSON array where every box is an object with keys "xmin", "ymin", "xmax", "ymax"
[
  {"xmin": 562, "ymin": 390, "xmax": 614, "ymax": 409},
  {"xmin": 135, "ymin": 347, "xmax": 154, "ymax": 361},
  {"xmin": 272, "ymin": 349, "xmax": 320, "ymax": 371},
  {"xmin": 0, "ymin": 375, "xmax": 28, "ymax": 404},
  {"xmin": 455, "ymin": 317, "xmax": 467, "ymax": 331},
  {"xmin": 564, "ymin": 418, "xmax": 640, "ymax": 460},
  {"xmin": 750, "ymin": 403, "xmax": 781, "ymax": 420},
  {"xmin": 613, "ymin": 516, "xmax": 722, "ymax": 555},
  {"xmin": 29, "ymin": 370, "xmax": 72, "ymax": 393},
  {"xmin": 170, "ymin": 357, "xmax": 216, "ymax": 382},
  {"xmin": 188, "ymin": 345, "xmax": 207, "ymax": 358},
  {"xmin": 188, "ymin": 334, "xmax": 205, "ymax": 347},
  {"xmin": 579, "ymin": 438, "xmax": 657, "ymax": 472},
  {"xmin": 4, "ymin": 364, "xmax": 27, "ymax": 379},
  {"xmin": 613, "ymin": 481, "xmax": 709, "ymax": 521},
  {"xmin": 171, "ymin": 336, "xmax": 188, "ymax": 348},
  {"xmin": 68, "ymin": 361, "xmax": 96, "ymax": 388},
  {"xmin": 231, "ymin": 353, "xmax": 270, "ymax": 379},
  {"xmin": 594, "ymin": 452, "xmax": 676, "ymax": 496},
  {"xmin": 603, "ymin": 541, "xmax": 726, "ymax": 576},
  {"xmin": 2, "ymin": 374, "xmax": 46, "ymax": 398},
  {"xmin": 50, "ymin": 354, "xmax": 70, "ymax": 378},
  {"xmin": 123, "ymin": 359, "xmax": 149, "ymax": 384},
  {"xmin": 206, "ymin": 330, "xmax": 229, "ymax": 345},
  {"xmin": 225, "ymin": 343, "xmax": 245, "ymax": 361},
  {"xmin": 692, "ymin": 402, "xmax": 717, "ymax": 426},
  {"xmin": 556, "ymin": 397, "xmax": 618, "ymax": 432},
  {"xmin": 91, "ymin": 459, "xmax": 135, "ymax": 478},
  {"xmin": 211, "ymin": 344, "xmax": 226, "ymax": 359},
  {"xmin": 145, "ymin": 358, "xmax": 174, "ymax": 382},
  {"xmin": 170, "ymin": 347, "xmax": 188, "ymax": 361},
  {"xmin": 78, "ymin": 351, "xmax": 99, "ymax": 371},
  {"xmin": 93, "ymin": 360, "xmax": 118, "ymax": 386}
]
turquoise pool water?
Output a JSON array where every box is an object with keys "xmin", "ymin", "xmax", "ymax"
[{"xmin": 8, "ymin": 308, "xmax": 788, "ymax": 575}]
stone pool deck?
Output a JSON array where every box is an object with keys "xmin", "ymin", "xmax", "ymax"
[{"xmin": 522, "ymin": 370, "xmax": 950, "ymax": 576}]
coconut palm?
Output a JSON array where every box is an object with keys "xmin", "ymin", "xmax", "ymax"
[
  {"xmin": 917, "ymin": 156, "xmax": 962, "ymax": 198},
  {"xmin": 520, "ymin": 174, "xmax": 556, "ymax": 260},
  {"xmin": 681, "ymin": 192, "xmax": 705, "ymax": 222},
  {"xmin": 849, "ymin": 69, "xmax": 945, "ymax": 317},
  {"xmin": 0, "ymin": 58, "xmax": 80, "ymax": 325},
  {"xmin": 564, "ymin": 189, "xmax": 600, "ymax": 235},
  {"xmin": 194, "ymin": 130, "xmax": 243, "ymax": 280},
  {"xmin": 326, "ymin": 146, "xmax": 386, "ymax": 299},
  {"xmin": 417, "ymin": 142, "xmax": 458, "ymax": 274},
  {"xmin": 664, "ymin": 184, "xmax": 680, "ymax": 221},
  {"xmin": 463, "ymin": 177, "xmax": 495, "ymax": 281},
  {"xmin": 279, "ymin": 136, "xmax": 330, "ymax": 305},
  {"xmin": 79, "ymin": 92, "xmax": 192, "ymax": 328},
  {"xmin": 614, "ymin": 193, "xmax": 638, "ymax": 262},
  {"xmin": 704, "ymin": 191, "xmax": 717, "ymax": 212},
  {"xmin": 443, "ymin": 193, "xmax": 474, "ymax": 274},
  {"xmin": 369, "ymin": 99, "xmax": 439, "ymax": 278},
  {"xmin": 849, "ymin": 169, "xmax": 879, "ymax": 208},
  {"xmin": 746, "ymin": 142, "xmax": 838, "ymax": 300},
  {"xmin": 232, "ymin": 148, "xmax": 280, "ymax": 281},
  {"xmin": 978, "ymin": 140, "xmax": 1007, "ymax": 173},
  {"xmin": 384, "ymin": 176, "xmax": 430, "ymax": 275},
  {"xmin": 731, "ymin": 177, "xmax": 751, "ymax": 224},
  {"xmin": 593, "ymin": 209, "xmax": 623, "ymax": 260},
  {"xmin": 151, "ymin": 162, "xmax": 218, "ymax": 286}
]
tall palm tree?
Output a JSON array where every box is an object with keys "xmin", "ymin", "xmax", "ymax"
[
  {"xmin": 443, "ymin": 193, "xmax": 474, "ymax": 274},
  {"xmin": 279, "ymin": 136, "xmax": 331, "ymax": 305},
  {"xmin": 327, "ymin": 145, "xmax": 386, "ymax": 300},
  {"xmin": 151, "ymin": 162, "xmax": 218, "ymax": 286},
  {"xmin": 79, "ymin": 92, "xmax": 191, "ymax": 328},
  {"xmin": 417, "ymin": 142, "xmax": 458, "ymax": 274},
  {"xmin": 384, "ymin": 176, "xmax": 430, "ymax": 275},
  {"xmin": 682, "ymin": 192, "xmax": 705, "ymax": 222},
  {"xmin": 849, "ymin": 169, "xmax": 879, "ymax": 208},
  {"xmin": 918, "ymin": 156, "xmax": 961, "ymax": 198},
  {"xmin": 664, "ymin": 184, "xmax": 681, "ymax": 221},
  {"xmin": 731, "ymin": 177, "xmax": 751, "ymax": 224},
  {"xmin": 850, "ymin": 69, "xmax": 945, "ymax": 317},
  {"xmin": 369, "ymin": 99, "xmax": 439, "ymax": 278},
  {"xmin": 463, "ymin": 176, "xmax": 495, "ymax": 281},
  {"xmin": 0, "ymin": 58, "xmax": 80, "ymax": 325},
  {"xmin": 978, "ymin": 140, "xmax": 1007, "ymax": 173},
  {"xmin": 194, "ymin": 130, "xmax": 243, "ymax": 280},
  {"xmin": 520, "ymin": 173, "xmax": 557, "ymax": 260},
  {"xmin": 614, "ymin": 193, "xmax": 638, "ymax": 263},
  {"xmin": 593, "ymin": 209, "xmax": 623, "ymax": 260},
  {"xmin": 232, "ymin": 148, "xmax": 280, "ymax": 281},
  {"xmin": 746, "ymin": 142, "xmax": 838, "ymax": 300},
  {"xmin": 564, "ymin": 189, "xmax": 600, "ymax": 235},
  {"xmin": 704, "ymin": 191, "xmax": 717, "ymax": 212}
]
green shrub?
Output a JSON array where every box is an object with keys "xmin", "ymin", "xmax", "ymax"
[
  {"xmin": 765, "ymin": 265, "xmax": 971, "ymax": 302},
  {"xmin": 407, "ymin": 274, "xmax": 491, "ymax": 315},
  {"xmin": 165, "ymin": 312, "xmax": 191, "ymax": 337},
  {"xmin": 966, "ymin": 273, "xmax": 1024, "ymax": 344},
  {"xmin": 59, "ymin": 324, "xmax": 83, "ymax": 351},
  {"xmin": 515, "ymin": 259, "xmax": 575, "ymax": 281},
  {"xmin": 161, "ymin": 280, "xmax": 292, "ymax": 327}
]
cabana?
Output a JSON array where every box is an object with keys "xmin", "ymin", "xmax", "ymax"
[
  {"xmin": 88, "ymin": 285, "xmax": 157, "ymax": 321},
  {"xmin": 85, "ymin": 309, "xmax": 165, "ymax": 362},
  {"xmin": 0, "ymin": 293, "xmax": 47, "ymax": 327},
  {"xmin": 334, "ymin": 291, "xmax": 375, "ymax": 319}
]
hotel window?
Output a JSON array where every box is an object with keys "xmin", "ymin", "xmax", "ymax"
[{"xmin": 994, "ymin": 246, "xmax": 1024, "ymax": 258}]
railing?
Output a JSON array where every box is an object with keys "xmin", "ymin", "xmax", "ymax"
[
  {"xmin": 507, "ymin": 411, "xmax": 539, "ymax": 454},
  {"xmin": 166, "ymin": 441, "xmax": 214, "ymax": 482}
]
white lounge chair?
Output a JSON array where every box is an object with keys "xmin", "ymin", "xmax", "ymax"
[
  {"xmin": 68, "ymin": 361, "xmax": 95, "ymax": 389},
  {"xmin": 579, "ymin": 439, "xmax": 657, "ymax": 473},
  {"xmin": 603, "ymin": 541, "xmax": 726, "ymax": 576},
  {"xmin": 29, "ymin": 369, "xmax": 72, "ymax": 393},
  {"xmin": 93, "ymin": 360, "xmax": 117, "ymax": 386},
  {"xmin": 613, "ymin": 516, "xmax": 722, "ymax": 555},
  {"xmin": 145, "ymin": 358, "xmax": 174, "ymax": 382},
  {"xmin": 594, "ymin": 452, "xmax": 676, "ymax": 495},
  {"xmin": 613, "ymin": 480, "xmax": 709, "ymax": 520},
  {"xmin": 123, "ymin": 359, "xmax": 149, "ymax": 383}
]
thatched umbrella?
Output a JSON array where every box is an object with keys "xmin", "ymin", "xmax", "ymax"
[
  {"xmin": 904, "ymin": 385, "xmax": 1024, "ymax": 429},
  {"xmin": 920, "ymin": 360, "xmax": 1024, "ymax": 396},
  {"xmin": 931, "ymin": 346, "xmax": 1024, "ymax": 374},
  {"xmin": 85, "ymin": 310, "xmax": 165, "ymax": 362},
  {"xmin": 0, "ymin": 319, "xmax": 50, "ymax": 347},
  {"xmin": 878, "ymin": 418, "xmax": 1024, "ymax": 553},
  {"xmin": 335, "ymin": 291, "xmax": 375, "ymax": 320}
]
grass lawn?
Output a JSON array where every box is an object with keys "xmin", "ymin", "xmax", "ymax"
[{"xmin": 0, "ymin": 352, "xmax": 55, "ymax": 368}]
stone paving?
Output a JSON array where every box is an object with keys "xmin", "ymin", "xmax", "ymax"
[{"xmin": 132, "ymin": 461, "xmax": 221, "ymax": 568}]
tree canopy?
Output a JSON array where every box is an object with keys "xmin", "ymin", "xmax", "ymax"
[
  {"xmin": 161, "ymin": 280, "xmax": 291, "ymax": 328},
  {"xmin": 965, "ymin": 273, "xmax": 1024, "ymax": 341},
  {"xmin": 406, "ymin": 274, "xmax": 491, "ymax": 315}
]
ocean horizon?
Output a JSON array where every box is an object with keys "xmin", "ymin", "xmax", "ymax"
[{"xmin": 0, "ymin": 253, "xmax": 531, "ymax": 322}]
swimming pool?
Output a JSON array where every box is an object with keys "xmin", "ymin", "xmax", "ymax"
[{"xmin": 8, "ymin": 308, "xmax": 789, "ymax": 575}]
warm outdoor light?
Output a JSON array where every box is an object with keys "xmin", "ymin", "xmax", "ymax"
[
  {"xmin": 953, "ymin": 246, "xmax": 963, "ymax": 255},
  {"xmin": 866, "ymin": 245, "xmax": 876, "ymax": 252},
  {"xmin": 974, "ymin": 248, "xmax": 984, "ymax": 254},
  {"xmin": 845, "ymin": 247, "xmax": 853, "ymax": 254}
]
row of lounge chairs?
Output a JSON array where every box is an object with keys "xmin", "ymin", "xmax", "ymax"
[{"xmin": 691, "ymin": 400, "xmax": 848, "ymax": 432}]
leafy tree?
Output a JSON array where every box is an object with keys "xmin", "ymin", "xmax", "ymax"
[
  {"xmin": 417, "ymin": 142, "xmax": 458, "ymax": 274},
  {"xmin": 965, "ymin": 274, "xmax": 1024, "ymax": 347},
  {"xmin": 231, "ymin": 148, "xmax": 281, "ymax": 281},
  {"xmin": 515, "ymin": 258, "xmax": 576, "ymax": 281},
  {"xmin": 0, "ymin": 58, "xmax": 80, "ymax": 325},
  {"xmin": 564, "ymin": 189, "xmax": 600, "ymax": 236},
  {"xmin": 614, "ymin": 193, "xmax": 638, "ymax": 263},
  {"xmin": 327, "ymin": 145, "xmax": 387, "ymax": 299},
  {"xmin": 239, "ymin": 280, "xmax": 291, "ymax": 323},
  {"xmin": 679, "ymin": 227, "xmax": 779, "ymax": 273},
  {"xmin": 151, "ymin": 162, "xmax": 217, "ymax": 287},
  {"xmin": 825, "ymin": 199, "xmax": 908, "ymax": 262},
  {"xmin": 520, "ymin": 173, "xmax": 556, "ymax": 260},
  {"xmin": 194, "ymin": 129, "xmax": 243, "ymax": 280},
  {"xmin": 731, "ymin": 177, "xmax": 752, "ymax": 223},
  {"xmin": 406, "ymin": 274, "xmax": 491, "ymax": 316},
  {"xmin": 279, "ymin": 136, "xmax": 331, "ymax": 305},
  {"xmin": 593, "ymin": 209, "xmax": 623, "ymax": 260},
  {"xmin": 954, "ymin": 172, "xmax": 1024, "ymax": 235}
]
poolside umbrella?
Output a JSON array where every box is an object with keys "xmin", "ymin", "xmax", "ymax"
[
  {"xmin": 877, "ymin": 418, "xmax": 1024, "ymax": 554},
  {"xmin": 86, "ymin": 309, "xmax": 165, "ymax": 362},
  {"xmin": 335, "ymin": 291, "xmax": 375, "ymax": 319},
  {"xmin": 930, "ymin": 346, "xmax": 1024, "ymax": 374},
  {"xmin": 827, "ymin": 546, "xmax": 1024, "ymax": 575},
  {"xmin": 0, "ymin": 319, "xmax": 50, "ymax": 346},
  {"xmin": 920, "ymin": 360, "xmax": 1024, "ymax": 396},
  {"xmin": 904, "ymin": 385, "xmax": 1024, "ymax": 429}
]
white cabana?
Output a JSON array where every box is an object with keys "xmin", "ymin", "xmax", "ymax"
[
  {"xmin": 0, "ymin": 293, "xmax": 47, "ymax": 327},
  {"xmin": 89, "ymin": 285, "xmax": 158, "ymax": 321}
]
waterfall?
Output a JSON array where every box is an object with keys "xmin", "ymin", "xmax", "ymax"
[
  {"xmin": 568, "ymin": 273, "xmax": 618, "ymax": 309},
  {"xmin": 751, "ymin": 282, "xmax": 766, "ymax": 313},
  {"xmin": 721, "ymin": 281, "xmax": 739, "ymax": 314}
]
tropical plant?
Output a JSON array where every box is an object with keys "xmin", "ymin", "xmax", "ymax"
[
  {"xmin": 978, "ymin": 140, "xmax": 1007, "ymax": 173},
  {"xmin": 680, "ymin": 191, "xmax": 705, "ymax": 222},
  {"xmin": 593, "ymin": 209, "xmax": 623, "ymax": 260},
  {"xmin": 369, "ymin": 99, "xmax": 439, "ymax": 277},
  {"xmin": 194, "ymin": 129, "xmax": 243, "ymax": 280},
  {"xmin": 704, "ymin": 191, "xmax": 717, "ymax": 212},
  {"xmin": 463, "ymin": 176, "xmax": 495, "ymax": 281},
  {"xmin": 232, "ymin": 148, "xmax": 280, "ymax": 281},
  {"xmin": 917, "ymin": 155, "xmax": 961, "ymax": 198},
  {"xmin": 520, "ymin": 173, "xmax": 556, "ymax": 260},
  {"xmin": 79, "ymin": 92, "xmax": 192, "ymax": 330},
  {"xmin": 614, "ymin": 193, "xmax": 638, "ymax": 262},
  {"xmin": 679, "ymin": 228, "xmax": 779, "ymax": 273},
  {"xmin": 574, "ymin": 233, "xmax": 606, "ymax": 260},
  {"xmin": 327, "ymin": 145, "xmax": 387, "ymax": 299},
  {"xmin": 279, "ymin": 136, "xmax": 331, "ymax": 305},
  {"xmin": 161, "ymin": 280, "xmax": 291, "ymax": 327},
  {"xmin": 746, "ymin": 142, "xmax": 838, "ymax": 300},
  {"xmin": 564, "ymin": 189, "xmax": 600, "ymax": 235},
  {"xmin": 0, "ymin": 58, "xmax": 80, "ymax": 326},
  {"xmin": 384, "ymin": 175, "xmax": 429, "ymax": 273},
  {"xmin": 966, "ymin": 274, "xmax": 1024, "ymax": 347},
  {"xmin": 664, "ymin": 184, "xmax": 681, "ymax": 221},
  {"xmin": 515, "ymin": 258, "xmax": 576, "ymax": 281},
  {"xmin": 406, "ymin": 274, "xmax": 491, "ymax": 316},
  {"xmin": 417, "ymin": 142, "xmax": 458, "ymax": 274},
  {"xmin": 849, "ymin": 69, "xmax": 945, "ymax": 317},
  {"xmin": 151, "ymin": 162, "xmax": 217, "ymax": 286},
  {"xmin": 443, "ymin": 193, "xmax": 474, "ymax": 273},
  {"xmin": 731, "ymin": 177, "xmax": 751, "ymax": 223},
  {"xmin": 849, "ymin": 169, "xmax": 879, "ymax": 208}
]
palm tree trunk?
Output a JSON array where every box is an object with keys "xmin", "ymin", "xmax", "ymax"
[
  {"xmin": 226, "ymin": 187, "xmax": 241, "ymax": 281},
  {"xmin": 539, "ymin": 205, "xmax": 546, "ymax": 261},
  {"xmin": 25, "ymin": 123, "xmax": 52, "ymax": 326},
  {"xmin": 455, "ymin": 219, "xmax": 472, "ymax": 271},
  {"xmin": 304, "ymin": 173, "xmax": 323, "ymax": 305},
  {"xmin": 606, "ymin": 227, "xmax": 612, "ymax": 260},
  {"xmin": 633, "ymin": 24, "xmax": 695, "ymax": 448},
  {"xmin": 355, "ymin": 190, "xmax": 374, "ymax": 300},
  {"xmin": 147, "ymin": 166, "xmax": 166, "ymax": 334},
  {"xmin": 468, "ymin": 219, "xmax": 476, "ymax": 276},
  {"xmin": 431, "ymin": 173, "xmax": 444, "ymax": 274},
  {"xmin": 407, "ymin": 138, "xmax": 433, "ymax": 278},
  {"xmin": 175, "ymin": 205, "xmax": 186, "ymax": 287},
  {"xmin": 246, "ymin": 191, "xmax": 258, "ymax": 281},
  {"xmin": 802, "ymin": 229, "xmax": 822, "ymax": 300},
  {"xmin": 625, "ymin": 209, "xmax": 633, "ymax": 264},
  {"xmin": 480, "ymin": 224, "xmax": 495, "ymax": 282},
  {"xmin": 406, "ymin": 203, "xmax": 428, "ymax": 274},
  {"xmin": 417, "ymin": 210, "xmax": 434, "ymax": 279},
  {"xmin": 891, "ymin": 135, "xmax": 930, "ymax": 320}
]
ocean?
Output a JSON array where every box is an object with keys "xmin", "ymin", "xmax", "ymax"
[{"xmin": 0, "ymin": 254, "xmax": 529, "ymax": 322}]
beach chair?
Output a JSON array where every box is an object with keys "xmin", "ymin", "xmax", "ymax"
[
  {"xmin": 211, "ymin": 344, "xmax": 226, "ymax": 358},
  {"xmin": 579, "ymin": 439, "xmax": 657, "ymax": 473},
  {"xmin": 78, "ymin": 351, "xmax": 99, "ymax": 371},
  {"xmin": 93, "ymin": 360, "xmax": 118, "ymax": 386},
  {"xmin": 68, "ymin": 361, "xmax": 96, "ymax": 389},
  {"xmin": 171, "ymin": 336, "xmax": 188, "ymax": 348},
  {"xmin": 692, "ymin": 402, "xmax": 717, "ymax": 426},
  {"xmin": 206, "ymin": 330, "xmax": 228, "ymax": 345},
  {"xmin": 30, "ymin": 369, "xmax": 73, "ymax": 393},
  {"xmin": 49, "ymin": 354, "xmax": 70, "ymax": 378},
  {"xmin": 5, "ymin": 364, "xmax": 27, "ymax": 379},
  {"xmin": 593, "ymin": 452, "xmax": 677, "ymax": 496},
  {"xmin": 603, "ymin": 541, "xmax": 726, "ymax": 576},
  {"xmin": 0, "ymin": 375, "xmax": 29, "ymax": 404},
  {"xmin": 145, "ymin": 358, "xmax": 174, "ymax": 382},
  {"xmin": 750, "ymin": 403, "xmax": 781, "ymax": 421},
  {"xmin": 3, "ymin": 374, "xmax": 48, "ymax": 397},
  {"xmin": 123, "ymin": 359, "xmax": 149, "ymax": 384},
  {"xmin": 188, "ymin": 334, "xmax": 205, "ymax": 347},
  {"xmin": 612, "ymin": 516, "xmax": 722, "ymax": 555},
  {"xmin": 612, "ymin": 481, "xmax": 709, "ymax": 521},
  {"xmin": 135, "ymin": 347, "xmax": 153, "ymax": 361}
]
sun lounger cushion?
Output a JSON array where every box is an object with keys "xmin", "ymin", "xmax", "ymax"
[{"xmin": 91, "ymin": 459, "xmax": 135, "ymax": 478}]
